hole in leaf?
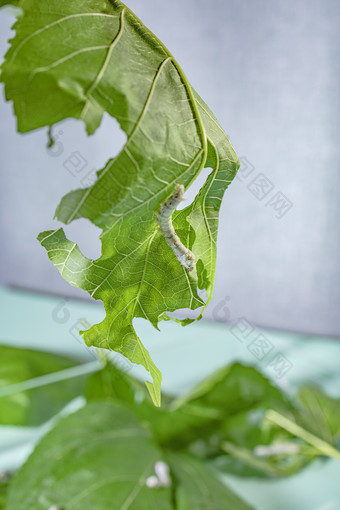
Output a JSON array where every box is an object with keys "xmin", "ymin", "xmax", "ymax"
[
  {"xmin": 63, "ymin": 219, "xmax": 102, "ymax": 260},
  {"xmin": 49, "ymin": 113, "xmax": 127, "ymax": 260},
  {"xmin": 177, "ymin": 166, "xmax": 212, "ymax": 210},
  {"xmin": 47, "ymin": 112, "xmax": 127, "ymax": 182}
]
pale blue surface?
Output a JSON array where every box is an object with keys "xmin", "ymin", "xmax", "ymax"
[{"xmin": 0, "ymin": 286, "xmax": 340, "ymax": 509}]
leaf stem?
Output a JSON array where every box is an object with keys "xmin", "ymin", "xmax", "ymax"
[
  {"xmin": 221, "ymin": 441, "xmax": 282, "ymax": 477},
  {"xmin": 266, "ymin": 409, "xmax": 340, "ymax": 462},
  {"xmin": 0, "ymin": 360, "xmax": 102, "ymax": 398}
]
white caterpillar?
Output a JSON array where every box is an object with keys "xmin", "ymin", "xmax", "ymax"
[
  {"xmin": 156, "ymin": 184, "xmax": 195, "ymax": 271},
  {"xmin": 146, "ymin": 461, "xmax": 171, "ymax": 489}
]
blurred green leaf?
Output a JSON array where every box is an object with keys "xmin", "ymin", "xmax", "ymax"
[
  {"xmin": 167, "ymin": 452, "xmax": 254, "ymax": 509},
  {"xmin": 167, "ymin": 364, "xmax": 292, "ymax": 454},
  {"xmin": 85, "ymin": 361, "xmax": 337, "ymax": 479},
  {"xmin": 86, "ymin": 361, "xmax": 297, "ymax": 476},
  {"xmin": 294, "ymin": 385, "xmax": 340, "ymax": 448},
  {"xmin": 167, "ymin": 363, "xmax": 302, "ymax": 478},
  {"xmin": 176, "ymin": 363, "xmax": 289, "ymax": 412},
  {"xmin": 263, "ymin": 386, "xmax": 340, "ymax": 464},
  {"xmin": 0, "ymin": 474, "xmax": 12, "ymax": 510},
  {"xmin": 83, "ymin": 359, "xmax": 340, "ymax": 479},
  {"xmin": 85, "ymin": 356, "xmax": 143, "ymax": 405},
  {"xmin": 0, "ymin": 345, "xmax": 85, "ymax": 426},
  {"xmin": 0, "ymin": 1, "xmax": 20, "ymax": 6},
  {"xmin": 5, "ymin": 402, "xmax": 174, "ymax": 510},
  {"xmin": 215, "ymin": 384, "xmax": 340, "ymax": 478}
]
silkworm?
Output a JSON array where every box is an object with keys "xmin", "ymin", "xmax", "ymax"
[
  {"xmin": 146, "ymin": 461, "xmax": 171, "ymax": 488},
  {"xmin": 156, "ymin": 184, "xmax": 196, "ymax": 271}
]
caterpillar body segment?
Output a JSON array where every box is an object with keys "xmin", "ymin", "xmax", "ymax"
[{"xmin": 156, "ymin": 184, "xmax": 196, "ymax": 272}]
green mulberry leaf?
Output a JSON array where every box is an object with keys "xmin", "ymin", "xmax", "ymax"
[
  {"xmin": 168, "ymin": 453, "xmax": 254, "ymax": 509},
  {"xmin": 4, "ymin": 402, "xmax": 174, "ymax": 510},
  {"xmin": 0, "ymin": 345, "xmax": 85, "ymax": 426},
  {"xmin": 1, "ymin": 0, "xmax": 239, "ymax": 405}
]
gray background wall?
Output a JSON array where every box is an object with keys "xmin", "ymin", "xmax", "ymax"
[{"xmin": 0, "ymin": 0, "xmax": 339, "ymax": 336}]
